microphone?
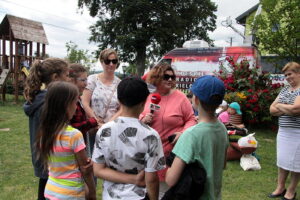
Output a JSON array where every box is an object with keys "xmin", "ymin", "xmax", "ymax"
[{"xmin": 150, "ymin": 93, "xmax": 161, "ymax": 114}]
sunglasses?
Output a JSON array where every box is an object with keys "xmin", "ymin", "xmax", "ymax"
[
  {"xmin": 163, "ymin": 74, "xmax": 176, "ymax": 81},
  {"xmin": 77, "ymin": 78, "xmax": 87, "ymax": 82},
  {"xmin": 103, "ymin": 59, "xmax": 118, "ymax": 65}
]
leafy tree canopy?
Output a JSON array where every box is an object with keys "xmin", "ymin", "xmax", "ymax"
[
  {"xmin": 253, "ymin": 0, "xmax": 300, "ymax": 62},
  {"xmin": 65, "ymin": 41, "xmax": 97, "ymax": 71},
  {"xmin": 78, "ymin": 0, "xmax": 217, "ymax": 75}
]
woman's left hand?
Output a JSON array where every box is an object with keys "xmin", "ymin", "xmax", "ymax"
[{"xmin": 171, "ymin": 132, "xmax": 183, "ymax": 144}]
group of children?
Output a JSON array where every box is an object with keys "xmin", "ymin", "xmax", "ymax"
[
  {"xmin": 24, "ymin": 57, "xmax": 230, "ymax": 200},
  {"xmin": 24, "ymin": 59, "xmax": 98, "ymax": 200}
]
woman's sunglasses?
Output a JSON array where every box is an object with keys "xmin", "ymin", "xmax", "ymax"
[
  {"xmin": 104, "ymin": 59, "xmax": 118, "ymax": 65},
  {"xmin": 77, "ymin": 78, "xmax": 87, "ymax": 82},
  {"xmin": 163, "ymin": 74, "xmax": 176, "ymax": 81}
]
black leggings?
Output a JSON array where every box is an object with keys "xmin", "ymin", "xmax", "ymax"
[{"xmin": 38, "ymin": 178, "xmax": 48, "ymax": 200}]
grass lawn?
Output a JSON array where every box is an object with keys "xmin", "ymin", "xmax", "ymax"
[{"xmin": 0, "ymin": 99, "xmax": 299, "ymax": 200}]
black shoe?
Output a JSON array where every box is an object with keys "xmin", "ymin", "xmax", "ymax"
[
  {"xmin": 268, "ymin": 189, "xmax": 287, "ymax": 198},
  {"xmin": 281, "ymin": 192, "xmax": 297, "ymax": 200}
]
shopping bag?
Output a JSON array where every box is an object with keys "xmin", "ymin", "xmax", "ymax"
[
  {"xmin": 240, "ymin": 154, "xmax": 261, "ymax": 171},
  {"xmin": 237, "ymin": 133, "xmax": 257, "ymax": 154},
  {"xmin": 238, "ymin": 133, "xmax": 257, "ymax": 148}
]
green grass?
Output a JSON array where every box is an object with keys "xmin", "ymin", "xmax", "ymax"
[
  {"xmin": 223, "ymin": 128, "xmax": 281, "ymax": 199},
  {"xmin": 0, "ymin": 99, "xmax": 299, "ymax": 199},
  {"xmin": 0, "ymin": 99, "xmax": 102, "ymax": 200}
]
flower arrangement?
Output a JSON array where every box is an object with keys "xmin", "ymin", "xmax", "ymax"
[{"xmin": 216, "ymin": 57, "xmax": 283, "ymax": 125}]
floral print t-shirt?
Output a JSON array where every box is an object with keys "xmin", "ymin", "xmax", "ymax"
[{"xmin": 86, "ymin": 74, "xmax": 120, "ymax": 123}]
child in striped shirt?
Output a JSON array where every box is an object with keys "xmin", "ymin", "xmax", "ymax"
[
  {"xmin": 35, "ymin": 81, "xmax": 96, "ymax": 200},
  {"xmin": 228, "ymin": 102, "xmax": 245, "ymax": 128}
]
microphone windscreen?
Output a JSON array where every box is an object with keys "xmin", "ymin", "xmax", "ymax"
[{"xmin": 151, "ymin": 93, "xmax": 161, "ymax": 104}]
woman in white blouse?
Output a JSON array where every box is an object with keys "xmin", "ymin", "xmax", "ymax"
[{"xmin": 82, "ymin": 48, "xmax": 121, "ymax": 153}]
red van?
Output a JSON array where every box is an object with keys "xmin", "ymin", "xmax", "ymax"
[{"xmin": 158, "ymin": 46, "xmax": 261, "ymax": 93}]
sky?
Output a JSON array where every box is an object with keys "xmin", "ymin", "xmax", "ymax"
[{"xmin": 0, "ymin": 0, "xmax": 259, "ymax": 60}]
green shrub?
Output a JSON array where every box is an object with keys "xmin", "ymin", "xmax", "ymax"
[
  {"xmin": 5, "ymin": 77, "xmax": 24, "ymax": 96},
  {"xmin": 216, "ymin": 57, "xmax": 282, "ymax": 126}
]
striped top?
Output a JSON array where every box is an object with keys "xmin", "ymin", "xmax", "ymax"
[
  {"xmin": 278, "ymin": 86, "xmax": 300, "ymax": 128},
  {"xmin": 44, "ymin": 125, "xmax": 86, "ymax": 200},
  {"xmin": 229, "ymin": 113, "xmax": 243, "ymax": 125}
]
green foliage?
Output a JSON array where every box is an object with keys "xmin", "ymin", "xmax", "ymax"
[
  {"xmin": 5, "ymin": 77, "xmax": 24, "ymax": 95},
  {"xmin": 253, "ymin": 0, "xmax": 300, "ymax": 62},
  {"xmin": 216, "ymin": 57, "xmax": 282, "ymax": 125},
  {"xmin": 78, "ymin": 0, "xmax": 217, "ymax": 75},
  {"xmin": 124, "ymin": 63, "xmax": 137, "ymax": 75},
  {"xmin": 65, "ymin": 41, "xmax": 97, "ymax": 70}
]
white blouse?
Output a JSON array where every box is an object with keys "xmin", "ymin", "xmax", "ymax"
[{"xmin": 86, "ymin": 74, "xmax": 120, "ymax": 122}]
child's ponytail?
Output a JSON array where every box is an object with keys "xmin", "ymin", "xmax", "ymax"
[
  {"xmin": 24, "ymin": 60, "xmax": 43, "ymax": 102},
  {"xmin": 24, "ymin": 58, "xmax": 68, "ymax": 102}
]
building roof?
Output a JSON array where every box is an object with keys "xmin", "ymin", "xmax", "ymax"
[
  {"xmin": 236, "ymin": 3, "xmax": 260, "ymax": 25},
  {"xmin": 0, "ymin": 14, "xmax": 49, "ymax": 44}
]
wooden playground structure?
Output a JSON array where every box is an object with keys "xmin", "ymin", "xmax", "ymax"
[{"xmin": 0, "ymin": 14, "xmax": 48, "ymax": 102}]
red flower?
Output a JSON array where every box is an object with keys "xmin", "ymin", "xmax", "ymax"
[
  {"xmin": 253, "ymin": 107, "xmax": 260, "ymax": 112},
  {"xmin": 262, "ymin": 89, "xmax": 269, "ymax": 93},
  {"xmin": 248, "ymin": 89, "xmax": 253, "ymax": 93},
  {"xmin": 248, "ymin": 99, "xmax": 258, "ymax": 103},
  {"xmin": 227, "ymin": 86, "xmax": 235, "ymax": 91},
  {"xmin": 271, "ymin": 84, "xmax": 277, "ymax": 89},
  {"xmin": 248, "ymin": 119, "xmax": 257, "ymax": 124}
]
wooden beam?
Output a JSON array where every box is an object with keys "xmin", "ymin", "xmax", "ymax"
[
  {"xmin": 2, "ymin": 37, "xmax": 8, "ymax": 69},
  {"xmin": 14, "ymin": 39, "xmax": 19, "ymax": 102},
  {"xmin": 2, "ymin": 36, "xmax": 5, "ymax": 56},
  {"xmin": 36, "ymin": 42, "xmax": 40, "ymax": 58},
  {"xmin": 29, "ymin": 41, "xmax": 32, "ymax": 66},
  {"xmin": 9, "ymin": 27, "xmax": 13, "ymax": 71},
  {"xmin": 42, "ymin": 43, "xmax": 46, "ymax": 58},
  {"xmin": 24, "ymin": 41, "xmax": 28, "ymax": 58}
]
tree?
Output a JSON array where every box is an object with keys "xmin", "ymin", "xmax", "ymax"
[
  {"xmin": 253, "ymin": 0, "xmax": 300, "ymax": 62},
  {"xmin": 78, "ymin": 0, "xmax": 217, "ymax": 75},
  {"xmin": 65, "ymin": 41, "xmax": 97, "ymax": 70}
]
